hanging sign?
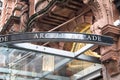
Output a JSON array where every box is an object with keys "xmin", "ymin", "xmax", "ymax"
[{"xmin": 0, "ymin": 32, "xmax": 113, "ymax": 45}]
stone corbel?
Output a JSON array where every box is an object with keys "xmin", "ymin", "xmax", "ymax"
[
  {"xmin": 102, "ymin": 24, "xmax": 120, "ymax": 40},
  {"xmin": 101, "ymin": 24, "xmax": 120, "ymax": 76},
  {"xmin": 101, "ymin": 48, "xmax": 120, "ymax": 76},
  {"xmin": 101, "ymin": 24, "xmax": 120, "ymax": 56},
  {"xmin": 103, "ymin": 58, "xmax": 120, "ymax": 76}
]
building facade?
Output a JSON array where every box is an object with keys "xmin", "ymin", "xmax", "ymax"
[{"xmin": 0, "ymin": 0, "xmax": 120, "ymax": 80}]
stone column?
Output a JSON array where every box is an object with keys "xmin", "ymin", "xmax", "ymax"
[{"xmin": 100, "ymin": 25, "xmax": 120, "ymax": 80}]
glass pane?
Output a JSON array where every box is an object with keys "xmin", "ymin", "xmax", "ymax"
[
  {"xmin": 0, "ymin": 46, "xmax": 66, "ymax": 80},
  {"xmin": 0, "ymin": 44, "xmax": 101, "ymax": 80}
]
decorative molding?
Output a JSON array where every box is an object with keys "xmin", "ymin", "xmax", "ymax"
[{"xmin": 88, "ymin": 0, "xmax": 114, "ymax": 35}]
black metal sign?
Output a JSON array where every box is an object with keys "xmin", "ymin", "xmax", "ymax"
[{"xmin": 0, "ymin": 32, "xmax": 113, "ymax": 45}]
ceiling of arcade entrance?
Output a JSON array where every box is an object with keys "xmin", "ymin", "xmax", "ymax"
[
  {"xmin": 27, "ymin": 0, "xmax": 95, "ymax": 51},
  {"xmin": 26, "ymin": 0, "xmax": 98, "ymax": 76},
  {"xmin": 27, "ymin": 0, "xmax": 94, "ymax": 32}
]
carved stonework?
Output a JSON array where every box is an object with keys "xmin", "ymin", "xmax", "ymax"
[
  {"xmin": 29, "ymin": 0, "xmax": 35, "ymax": 16},
  {"xmin": 13, "ymin": 1, "xmax": 23, "ymax": 17},
  {"xmin": 83, "ymin": 0, "xmax": 90, "ymax": 4},
  {"xmin": 100, "ymin": 25, "xmax": 120, "ymax": 78},
  {"xmin": 86, "ymin": 0, "xmax": 115, "ymax": 35},
  {"xmin": 90, "ymin": 19, "xmax": 103, "ymax": 35},
  {"xmin": 84, "ymin": 0, "xmax": 120, "ymax": 78},
  {"xmin": 0, "ymin": 0, "xmax": 13, "ymax": 28},
  {"xmin": 19, "ymin": 0, "xmax": 29, "ymax": 32}
]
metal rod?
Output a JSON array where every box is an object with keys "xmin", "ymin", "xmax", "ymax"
[
  {"xmin": 12, "ymin": 43, "xmax": 100, "ymax": 63},
  {"xmin": 74, "ymin": 44, "xmax": 94, "ymax": 57}
]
